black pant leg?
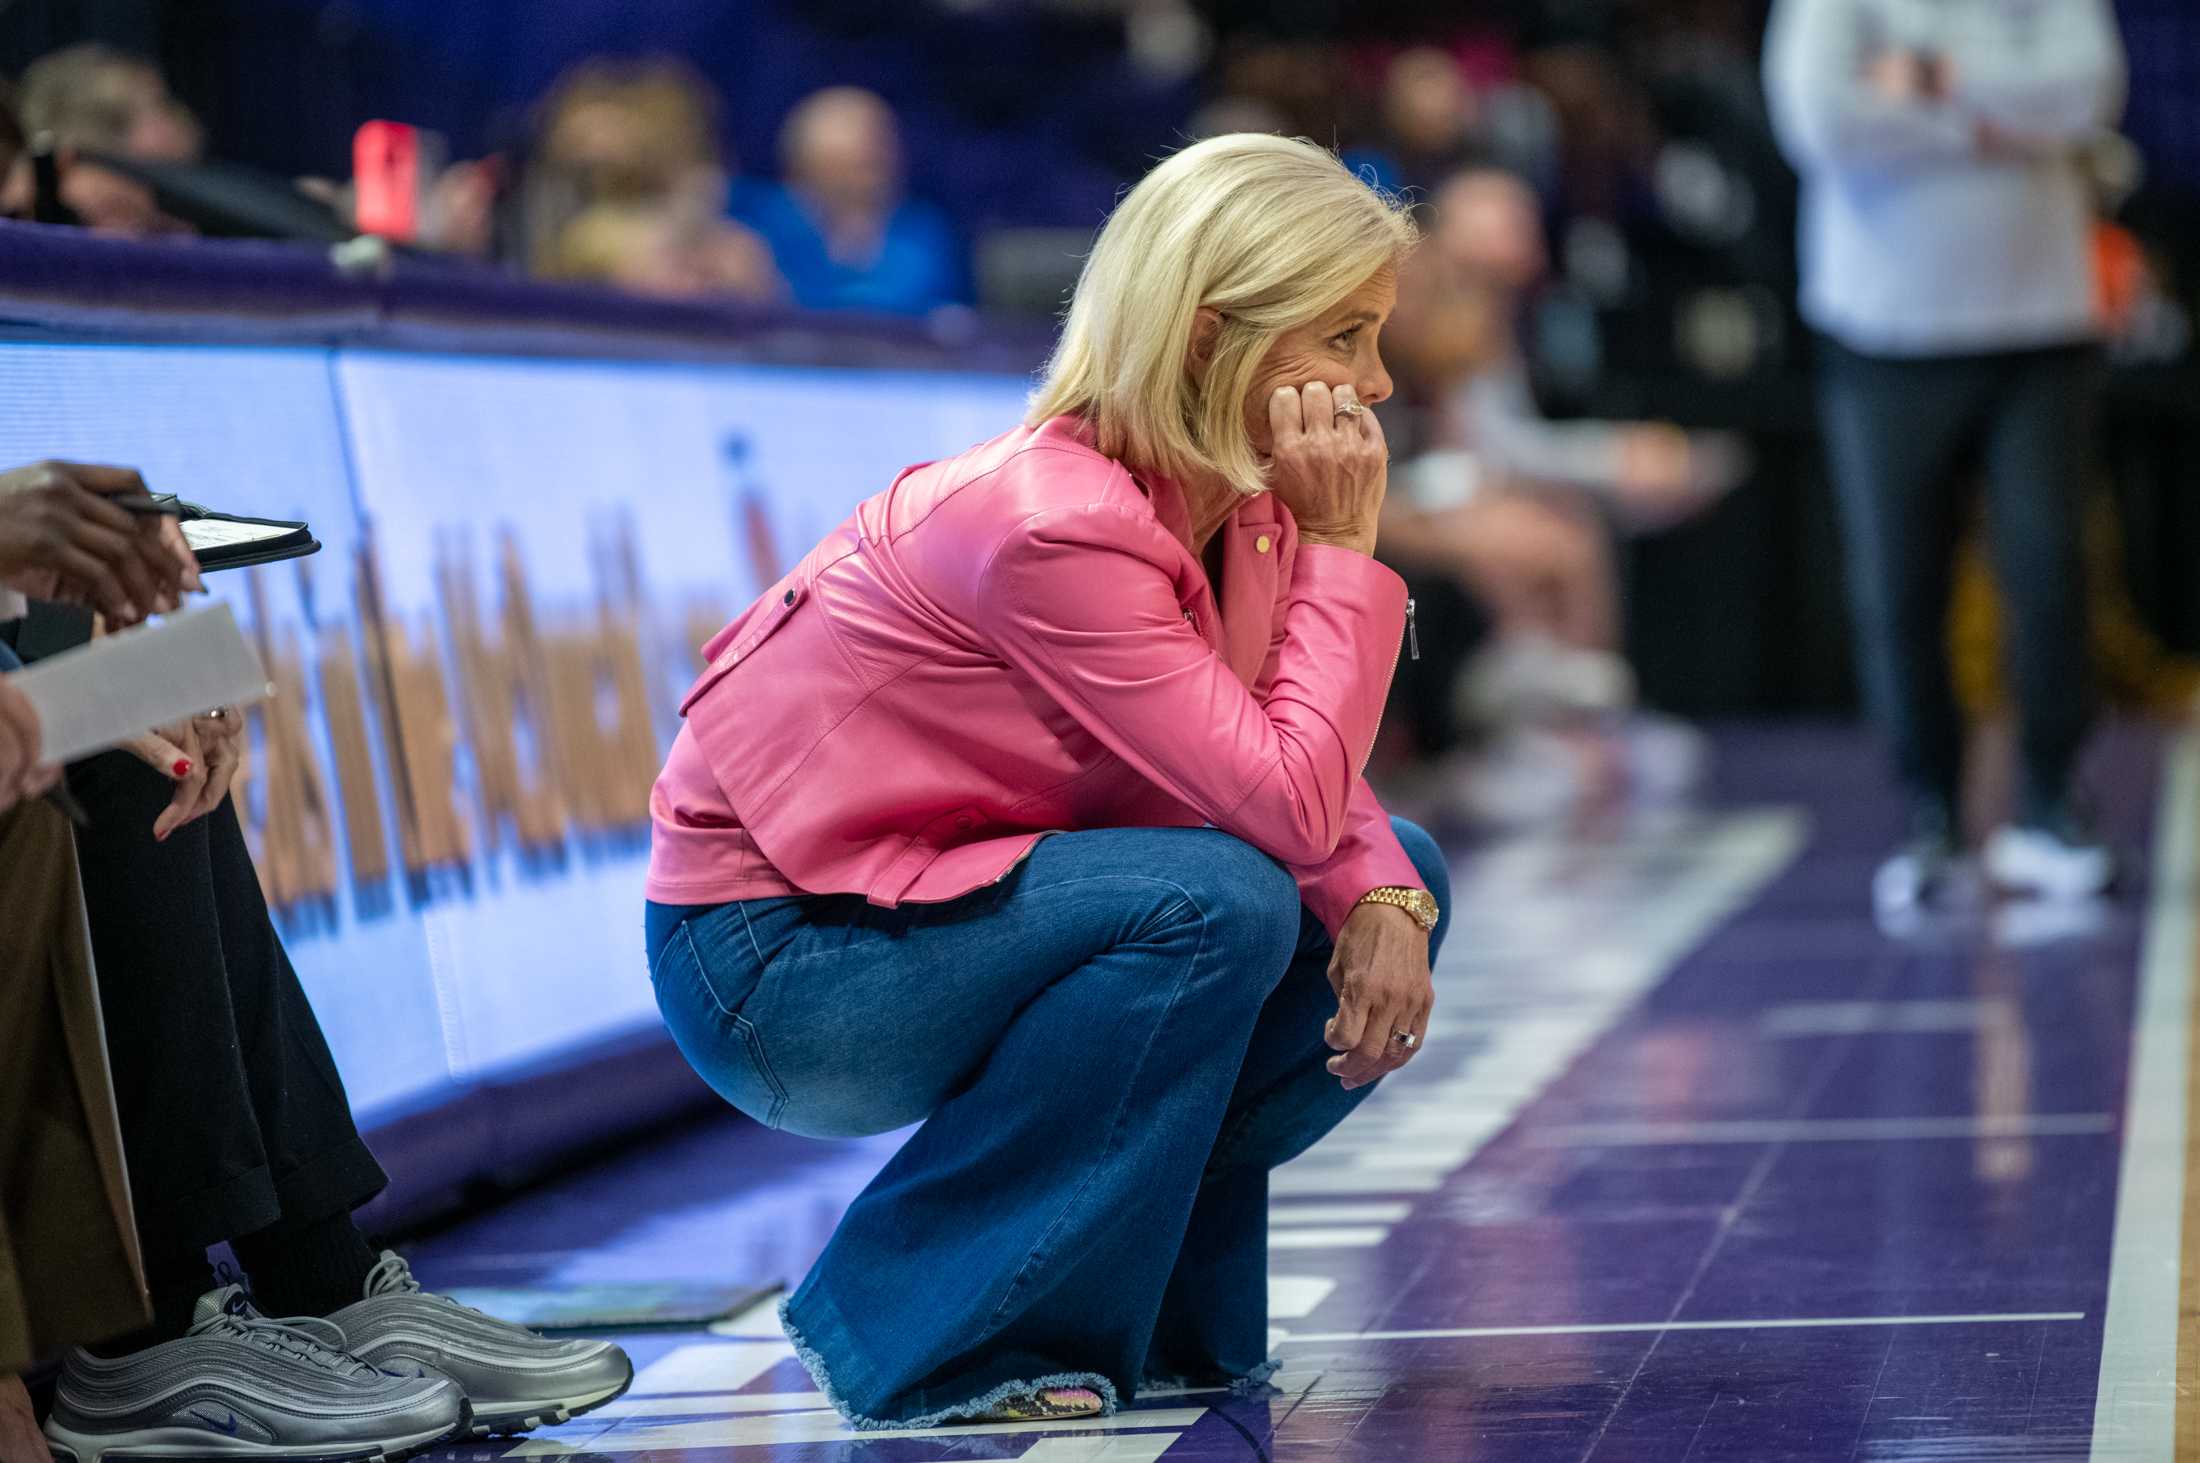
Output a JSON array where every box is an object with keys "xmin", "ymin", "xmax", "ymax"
[
  {"xmin": 1976, "ymin": 347, "xmax": 2098, "ymax": 821},
  {"xmin": 66, "ymin": 751, "xmax": 384, "ymax": 1255},
  {"xmin": 1816, "ymin": 341, "xmax": 1991, "ymax": 820},
  {"xmin": 200, "ymin": 788, "xmax": 386, "ymax": 1225}
]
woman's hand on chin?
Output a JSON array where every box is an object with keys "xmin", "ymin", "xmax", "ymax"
[
  {"xmin": 1268, "ymin": 382, "xmax": 1386, "ymax": 555},
  {"xmin": 1322, "ymin": 902, "xmax": 1433, "ymax": 1090}
]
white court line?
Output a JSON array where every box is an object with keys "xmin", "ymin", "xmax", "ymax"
[
  {"xmin": 1532, "ymin": 1113, "xmax": 2115, "ymax": 1146},
  {"xmin": 558, "ymin": 1400, "xmax": 1187, "ymax": 1462},
  {"xmin": 590, "ymin": 1391, "xmax": 827, "ymax": 1421},
  {"xmin": 1276, "ymin": 1311, "xmax": 2086, "ymax": 1345},
  {"xmin": 1267, "ymin": 1226, "xmax": 1388, "ymax": 1250},
  {"xmin": 1268, "ymin": 1201, "xmax": 1413, "ymax": 1225},
  {"xmin": 2091, "ymin": 728, "xmax": 2200, "ymax": 1460},
  {"xmin": 704, "ymin": 1295, "xmax": 786, "ymax": 1338},
  {"xmin": 1020, "ymin": 1437, "xmax": 1184, "ymax": 1462},
  {"xmin": 505, "ymin": 1406, "xmax": 1212, "ymax": 1454},
  {"xmin": 621, "ymin": 1340, "xmax": 793, "ymax": 1396},
  {"xmin": 1268, "ymin": 1275, "xmax": 1336, "ymax": 1319},
  {"xmin": 1269, "ymin": 1167, "xmax": 1447, "ymax": 1196},
  {"xmin": 1759, "ymin": 998, "xmax": 2003, "ymax": 1037}
]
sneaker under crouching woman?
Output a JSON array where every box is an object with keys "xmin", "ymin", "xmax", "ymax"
[{"xmin": 645, "ymin": 134, "xmax": 1450, "ymax": 1429}]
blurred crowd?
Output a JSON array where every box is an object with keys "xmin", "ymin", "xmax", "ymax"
[{"xmin": 0, "ymin": 43, "xmax": 969, "ymax": 316}]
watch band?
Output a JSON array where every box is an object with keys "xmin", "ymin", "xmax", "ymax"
[{"xmin": 1356, "ymin": 885, "xmax": 1439, "ymax": 932}]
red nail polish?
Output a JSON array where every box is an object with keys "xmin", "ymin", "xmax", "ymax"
[{"xmin": 173, "ymin": 758, "xmax": 191, "ymax": 777}]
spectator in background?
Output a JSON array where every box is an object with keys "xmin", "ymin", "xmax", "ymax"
[
  {"xmin": 544, "ymin": 203, "xmax": 779, "ymax": 301},
  {"xmin": 1371, "ymin": 165, "xmax": 1745, "ymax": 825},
  {"xmin": 1408, "ymin": 168, "xmax": 1747, "ymax": 534},
  {"xmin": 735, "ymin": 87, "xmax": 969, "ymax": 317},
  {"xmin": 1353, "ymin": 48, "xmax": 1485, "ymax": 197},
  {"xmin": 17, "ymin": 43, "xmax": 200, "ymax": 235},
  {"xmin": 1766, "ymin": 0, "xmax": 2126, "ymax": 911},
  {"xmin": 537, "ymin": 57, "xmax": 723, "ymax": 206},
  {"xmin": 532, "ymin": 57, "xmax": 779, "ymax": 302},
  {"xmin": 0, "ymin": 80, "xmax": 31, "ymax": 220}
]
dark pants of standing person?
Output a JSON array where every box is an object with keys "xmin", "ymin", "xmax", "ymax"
[
  {"xmin": 62, "ymin": 749, "xmax": 386, "ymax": 1341},
  {"xmin": 1816, "ymin": 336, "xmax": 2097, "ymax": 828}
]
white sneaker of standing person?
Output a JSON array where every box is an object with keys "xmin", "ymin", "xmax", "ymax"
[
  {"xmin": 1984, "ymin": 807, "xmax": 2115, "ymax": 900},
  {"xmin": 1873, "ymin": 803, "xmax": 1967, "ymax": 917}
]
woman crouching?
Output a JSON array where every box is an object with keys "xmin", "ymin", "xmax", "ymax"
[{"xmin": 644, "ymin": 132, "xmax": 1449, "ymax": 1429}]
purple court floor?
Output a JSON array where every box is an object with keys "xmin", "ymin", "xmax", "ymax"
[{"xmin": 401, "ymin": 723, "xmax": 2191, "ymax": 1461}]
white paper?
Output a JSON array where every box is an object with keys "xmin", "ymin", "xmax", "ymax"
[
  {"xmin": 5, "ymin": 603, "xmax": 272, "ymax": 763},
  {"xmin": 183, "ymin": 518, "xmax": 295, "ymax": 550}
]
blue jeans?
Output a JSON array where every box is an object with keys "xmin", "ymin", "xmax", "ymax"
[{"xmin": 645, "ymin": 818, "xmax": 1451, "ymax": 1429}]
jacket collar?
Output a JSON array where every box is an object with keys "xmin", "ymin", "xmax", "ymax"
[
  {"xmin": 1045, "ymin": 415, "xmax": 1287, "ymax": 686},
  {"xmin": 1130, "ymin": 459, "xmax": 1287, "ymax": 689}
]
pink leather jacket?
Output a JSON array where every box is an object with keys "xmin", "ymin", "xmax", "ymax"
[{"xmin": 648, "ymin": 414, "xmax": 1425, "ymax": 935}]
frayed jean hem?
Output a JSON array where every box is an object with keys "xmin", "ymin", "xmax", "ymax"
[{"xmin": 778, "ymin": 1294, "xmax": 1121, "ymax": 1432}]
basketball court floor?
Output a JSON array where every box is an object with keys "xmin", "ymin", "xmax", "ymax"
[{"xmin": 401, "ymin": 723, "xmax": 2194, "ymax": 1460}]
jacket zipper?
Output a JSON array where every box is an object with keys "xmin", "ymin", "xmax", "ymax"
[
  {"xmin": 1356, "ymin": 597, "xmax": 1421, "ymax": 780},
  {"xmin": 1184, "ymin": 594, "xmax": 1415, "ymax": 780}
]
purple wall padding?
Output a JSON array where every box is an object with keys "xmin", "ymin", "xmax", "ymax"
[{"xmin": 0, "ymin": 218, "xmax": 1052, "ymax": 371}]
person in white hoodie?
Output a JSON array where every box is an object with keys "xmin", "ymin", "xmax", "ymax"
[{"xmin": 1765, "ymin": 0, "xmax": 2126, "ymax": 909}]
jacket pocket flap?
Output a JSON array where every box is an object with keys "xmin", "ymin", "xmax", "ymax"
[
  {"xmin": 867, "ymin": 805, "xmax": 985, "ymax": 908},
  {"xmin": 679, "ymin": 579, "xmax": 809, "ymax": 717}
]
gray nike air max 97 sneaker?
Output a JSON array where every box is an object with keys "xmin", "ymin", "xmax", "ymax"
[
  {"xmin": 43, "ymin": 1286, "xmax": 466, "ymax": 1463},
  {"xmin": 318, "ymin": 1252, "xmax": 632, "ymax": 1438}
]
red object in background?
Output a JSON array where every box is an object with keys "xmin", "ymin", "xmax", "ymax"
[
  {"xmin": 354, "ymin": 120, "xmax": 424, "ymax": 242},
  {"xmin": 2092, "ymin": 220, "xmax": 2147, "ymax": 335}
]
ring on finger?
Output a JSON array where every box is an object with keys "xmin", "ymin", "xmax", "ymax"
[
  {"xmin": 1334, "ymin": 401, "xmax": 1367, "ymax": 419},
  {"xmin": 1390, "ymin": 1029, "xmax": 1418, "ymax": 1050}
]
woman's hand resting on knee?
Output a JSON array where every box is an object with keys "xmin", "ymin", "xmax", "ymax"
[{"xmin": 1323, "ymin": 905, "xmax": 1435, "ymax": 1089}]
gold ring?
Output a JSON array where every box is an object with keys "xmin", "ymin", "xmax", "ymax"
[{"xmin": 1334, "ymin": 401, "xmax": 1366, "ymax": 418}]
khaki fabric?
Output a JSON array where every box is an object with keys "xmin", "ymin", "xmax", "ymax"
[{"xmin": 0, "ymin": 799, "xmax": 147, "ymax": 1372}]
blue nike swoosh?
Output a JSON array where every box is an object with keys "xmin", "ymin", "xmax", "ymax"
[{"xmin": 190, "ymin": 1408, "xmax": 241, "ymax": 1435}]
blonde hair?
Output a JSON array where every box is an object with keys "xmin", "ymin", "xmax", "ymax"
[
  {"xmin": 536, "ymin": 57, "xmax": 723, "ymax": 203},
  {"xmin": 1027, "ymin": 134, "xmax": 1416, "ymax": 497}
]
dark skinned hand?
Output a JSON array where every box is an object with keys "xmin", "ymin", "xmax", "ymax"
[{"xmin": 0, "ymin": 461, "xmax": 202, "ymax": 628}]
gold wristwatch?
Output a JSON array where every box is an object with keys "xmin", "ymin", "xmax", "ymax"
[{"xmin": 1356, "ymin": 885, "xmax": 1439, "ymax": 932}]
